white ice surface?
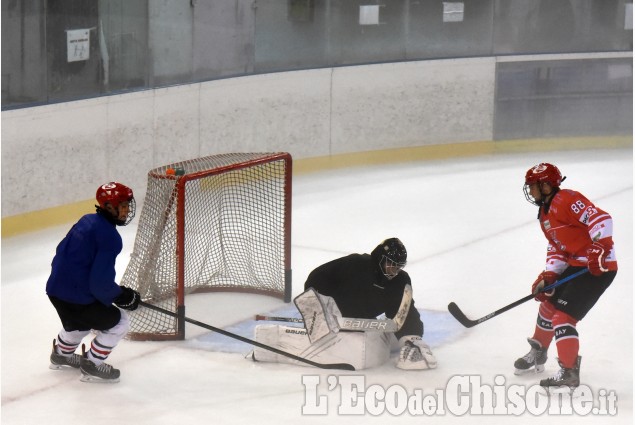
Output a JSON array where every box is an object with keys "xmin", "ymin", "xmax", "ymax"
[{"xmin": 1, "ymin": 148, "xmax": 632, "ymax": 424}]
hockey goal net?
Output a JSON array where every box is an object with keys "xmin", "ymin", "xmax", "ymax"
[{"xmin": 122, "ymin": 152, "xmax": 292, "ymax": 340}]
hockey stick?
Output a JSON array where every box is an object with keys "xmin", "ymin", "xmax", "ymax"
[
  {"xmin": 255, "ymin": 314, "xmax": 398, "ymax": 332},
  {"xmin": 447, "ymin": 268, "xmax": 589, "ymax": 328},
  {"xmin": 139, "ymin": 301, "xmax": 355, "ymax": 370},
  {"xmin": 255, "ymin": 314, "xmax": 304, "ymax": 323}
]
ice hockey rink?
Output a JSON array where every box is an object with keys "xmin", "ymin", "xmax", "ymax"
[{"xmin": 1, "ymin": 146, "xmax": 632, "ymax": 424}]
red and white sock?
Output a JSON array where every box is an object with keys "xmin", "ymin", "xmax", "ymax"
[
  {"xmin": 532, "ymin": 301, "xmax": 556, "ymax": 349},
  {"xmin": 552, "ymin": 311, "xmax": 579, "ymax": 369}
]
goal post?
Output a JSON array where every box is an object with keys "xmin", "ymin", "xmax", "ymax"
[{"xmin": 122, "ymin": 152, "xmax": 292, "ymax": 340}]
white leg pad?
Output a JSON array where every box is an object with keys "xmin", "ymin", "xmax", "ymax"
[{"xmin": 253, "ymin": 324, "xmax": 392, "ymax": 370}]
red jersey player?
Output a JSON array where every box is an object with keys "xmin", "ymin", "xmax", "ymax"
[{"xmin": 514, "ymin": 163, "xmax": 617, "ymax": 391}]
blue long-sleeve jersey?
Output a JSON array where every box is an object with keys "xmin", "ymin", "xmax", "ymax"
[{"xmin": 46, "ymin": 212, "xmax": 124, "ymax": 306}]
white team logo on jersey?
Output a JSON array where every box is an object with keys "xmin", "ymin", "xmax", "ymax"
[{"xmin": 543, "ymin": 220, "xmax": 551, "ymax": 230}]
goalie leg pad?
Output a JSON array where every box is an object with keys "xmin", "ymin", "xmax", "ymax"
[
  {"xmin": 294, "ymin": 289, "xmax": 342, "ymax": 343},
  {"xmin": 252, "ymin": 324, "xmax": 392, "ymax": 370},
  {"xmin": 252, "ymin": 324, "xmax": 313, "ymax": 364}
]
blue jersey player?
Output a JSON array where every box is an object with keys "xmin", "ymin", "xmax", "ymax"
[{"xmin": 46, "ymin": 182, "xmax": 140, "ymax": 383}]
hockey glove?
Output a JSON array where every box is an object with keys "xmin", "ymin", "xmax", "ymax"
[
  {"xmin": 114, "ymin": 286, "xmax": 141, "ymax": 311},
  {"xmin": 587, "ymin": 241, "xmax": 610, "ymax": 276},
  {"xmin": 531, "ymin": 271, "xmax": 558, "ymax": 302},
  {"xmin": 396, "ymin": 336, "xmax": 437, "ymax": 370}
]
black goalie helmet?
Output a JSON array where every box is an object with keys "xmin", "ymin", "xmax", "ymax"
[{"xmin": 371, "ymin": 237, "xmax": 407, "ymax": 280}]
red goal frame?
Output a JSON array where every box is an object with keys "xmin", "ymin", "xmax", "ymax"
[{"xmin": 124, "ymin": 152, "xmax": 292, "ymax": 340}]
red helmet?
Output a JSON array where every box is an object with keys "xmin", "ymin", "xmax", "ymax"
[
  {"xmin": 524, "ymin": 163, "xmax": 564, "ymax": 187},
  {"xmin": 96, "ymin": 182, "xmax": 134, "ymax": 209},
  {"xmin": 96, "ymin": 182, "xmax": 135, "ymax": 225},
  {"xmin": 523, "ymin": 163, "xmax": 566, "ymax": 206}
]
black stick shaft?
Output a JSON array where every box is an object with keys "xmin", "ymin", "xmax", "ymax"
[
  {"xmin": 448, "ymin": 268, "xmax": 588, "ymax": 328},
  {"xmin": 140, "ymin": 301, "xmax": 355, "ymax": 370}
]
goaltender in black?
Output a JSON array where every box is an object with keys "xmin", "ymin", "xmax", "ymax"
[{"xmin": 304, "ymin": 238, "xmax": 436, "ymax": 370}]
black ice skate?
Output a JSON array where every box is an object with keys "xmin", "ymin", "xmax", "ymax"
[
  {"xmin": 540, "ymin": 356, "xmax": 581, "ymax": 393},
  {"xmin": 79, "ymin": 345, "xmax": 120, "ymax": 383},
  {"xmin": 514, "ymin": 338, "xmax": 548, "ymax": 375},
  {"xmin": 49, "ymin": 339, "xmax": 81, "ymax": 370}
]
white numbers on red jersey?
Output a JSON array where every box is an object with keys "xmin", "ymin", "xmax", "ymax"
[
  {"xmin": 570, "ymin": 200, "xmax": 586, "ymax": 214},
  {"xmin": 570, "ymin": 199, "xmax": 599, "ymax": 225}
]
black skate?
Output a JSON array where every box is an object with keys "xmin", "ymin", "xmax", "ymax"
[
  {"xmin": 540, "ymin": 356, "xmax": 581, "ymax": 393},
  {"xmin": 514, "ymin": 338, "xmax": 548, "ymax": 375},
  {"xmin": 79, "ymin": 345, "xmax": 120, "ymax": 383},
  {"xmin": 49, "ymin": 339, "xmax": 81, "ymax": 370}
]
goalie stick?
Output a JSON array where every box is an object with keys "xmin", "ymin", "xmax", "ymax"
[
  {"xmin": 255, "ymin": 314, "xmax": 304, "ymax": 323},
  {"xmin": 263, "ymin": 284, "xmax": 412, "ymax": 333},
  {"xmin": 139, "ymin": 301, "xmax": 355, "ymax": 371},
  {"xmin": 447, "ymin": 268, "xmax": 589, "ymax": 328}
]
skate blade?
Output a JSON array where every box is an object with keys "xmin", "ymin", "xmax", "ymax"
[
  {"xmin": 80, "ymin": 373, "xmax": 120, "ymax": 384},
  {"xmin": 49, "ymin": 363, "xmax": 78, "ymax": 370},
  {"xmin": 514, "ymin": 364, "xmax": 545, "ymax": 375},
  {"xmin": 396, "ymin": 362, "xmax": 431, "ymax": 370},
  {"xmin": 544, "ymin": 385, "xmax": 575, "ymax": 395}
]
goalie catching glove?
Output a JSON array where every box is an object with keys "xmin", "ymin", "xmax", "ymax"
[
  {"xmin": 114, "ymin": 286, "xmax": 140, "ymax": 311},
  {"xmin": 396, "ymin": 335, "xmax": 437, "ymax": 370}
]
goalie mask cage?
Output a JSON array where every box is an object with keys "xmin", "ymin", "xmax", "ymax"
[{"xmin": 122, "ymin": 152, "xmax": 292, "ymax": 340}]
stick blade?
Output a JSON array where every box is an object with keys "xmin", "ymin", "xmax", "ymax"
[
  {"xmin": 447, "ymin": 302, "xmax": 477, "ymax": 328},
  {"xmin": 321, "ymin": 363, "xmax": 356, "ymax": 371}
]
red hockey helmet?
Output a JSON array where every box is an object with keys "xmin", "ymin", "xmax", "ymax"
[
  {"xmin": 96, "ymin": 182, "xmax": 136, "ymax": 225},
  {"xmin": 523, "ymin": 163, "xmax": 565, "ymax": 206},
  {"xmin": 96, "ymin": 182, "xmax": 134, "ymax": 209},
  {"xmin": 524, "ymin": 163, "xmax": 564, "ymax": 187}
]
